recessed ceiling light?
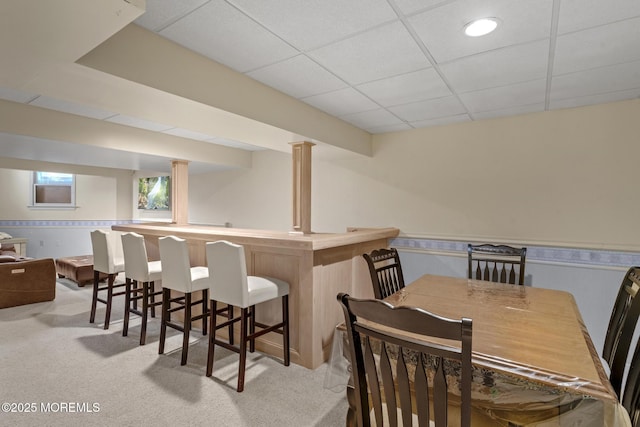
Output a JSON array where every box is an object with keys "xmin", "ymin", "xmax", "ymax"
[{"xmin": 464, "ymin": 18, "xmax": 499, "ymax": 37}]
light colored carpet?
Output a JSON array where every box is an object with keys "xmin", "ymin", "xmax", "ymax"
[{"xmin": 0, "ymin": 278, "xmax": 348, "ymax": 426}]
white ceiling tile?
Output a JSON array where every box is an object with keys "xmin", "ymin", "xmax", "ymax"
[
  {"xmin": 6, "ymin": 0, "xmax": 640, "ymax": 172},
  {"xmin": 162, "ymin": 127, "xmax": 215, "ymax": 141},
  {"xmin": 473, "ymin": 103, "xmax": 545, "ymax": 121},
  {"xmin": 131, "ymin": 0, "xmax": 640, "ymax": 138},
  {"xmin": 309, "ymin": 21, "xmax": 430, "ymax": 85},
  {"xmin": 392, "ymin": 0, "xmax": 455, "ymax": 15},
  {"xmin": 356, "ymin": 68, "xmax": 450, "ymax": 107},
  {"xmin": 408, "ymin": 0, "xmax": 554, "ymax": 63},
  {"xmin": 0, "ymin": 87, "xmax": 38, "ymax": 104},
  {"xmin": 301, "ymin": 87, "xmax": 379, "ymax": 116},
  {"xmin": 554, "ymin": 18, "xmax": 640, "ymax": 76},
  {"xmin": 29, "ymin": 96, "xmax": 115, "ymax": 119},
  {"xmin": 105, "ymin": 115, "xmax": 174, "ymax": 132},
  {"xmin": 340, "ymin": 108, "xmax": 404, "ymax": 129},
  {"xmin": 551, "ymin": 60, "xmax": 640, "ymax": 101},
  {"xmin": 159, "ymin": 0, "xmax": 298, "ymax": 73},
  {"xmin": 549, "ymin": 89, "xmax": 640, "ymax": 111},
  {"xmin": 441, "ymin": 40, "xmax": 548, "ymax": 93},
  {"xmin": 459, "ymin": 79, "xmax": 546, "ymax": 113},
  {"xmin": 247, "ymin": 55, "xmax": 347, "ymax": 99},
  {"xmin": 227, "ymin": 0, "xmax": 397, "ymax": 50},
  {"xmin": 0, "ymin": 132, "xmax": 230, "ymax": 174},
  {"xmin": 134, "ymin": 0, "xmax": 209, "ymax": 32},
  {"xmin": 410, "ymin": 113, "xmax": 471, "ymax": 128},
  {"xmin": 0, "ymin": 86, "xmax": 38, "ymax": 103},
  {"xmin": 206, "ymin": 137, "xmax": 265, "ymax": 151},
  {"xmin": 557, "ymin": 0, "xmax": 640, "ymax": 35},
  {"xmin": 367, "ymin": 123, "xmax": 413, "ymax": 134},
  {"xmin": 388, "ymin": 96, "xmax": 466, "ymax": 122}
]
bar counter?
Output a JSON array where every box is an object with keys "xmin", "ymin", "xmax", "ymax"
[{"xmin": 112, "ymin": 222, "xmax": 399, "ymax": 369}]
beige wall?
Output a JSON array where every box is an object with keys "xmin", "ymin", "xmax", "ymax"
[
  {"xmin": 189, "ymin": 150, "xmax": 290, "ymax": 229},
  {"xmin": 188, "ymin": 98, "xmax": 640, "ymax": 251},
  {"xmin": 372, "ymin": 98, "xmax": 640, "ymax": 250},
  {"xmin": 0, "ymin": 160, "xmax": 132, "ymax": 221},
  {"xmin": 1, "ymin": 98, "xmax": 639, "ymax": 251}
]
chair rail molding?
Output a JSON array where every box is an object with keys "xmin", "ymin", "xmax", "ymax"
[{"xmin": 392, "ymin": 236, "xmax": 640, "ymax": 269}]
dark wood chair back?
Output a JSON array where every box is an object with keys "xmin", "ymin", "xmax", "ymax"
[
  {"xmin": 603, "ymin": 266, "xmax": 640, "ymax": 397},
  {"xmin": 467, "ymin": 243, "xmax": 527, "ymax": 285},
  {"xmin": 337, "ymin": 293, "xmax": 472, "ymax": 427},
  {"xmin": 363, "ymin": 248, "xmax": 405, "ymax": 299},
  {"xmin": 622, "ymin": 330, "xmax": 640, "ymax": 426}
]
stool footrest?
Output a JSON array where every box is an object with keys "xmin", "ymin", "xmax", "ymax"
[
  {"xmin": 254, "ymin": 321, "xmax": 285, "ymax": 336},
  {"xmin": 212, "ymin": 338, "xmax": 240, "ymax": 354}
]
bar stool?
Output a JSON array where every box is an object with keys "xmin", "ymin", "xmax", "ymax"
[
  {"xmin": 205, "ymin": 240, "xmax": 290, "ymax": 392},
  {"xmin": 90, "ymin": 230, "xmax": 126, "ymax": 330},
  {"xmin": 158, "ymin": 235, "xmax": 211, "ymax": 365},
  {"xmin": 121, "ymin": 232, "xmax": 163, "ymax": 345}
]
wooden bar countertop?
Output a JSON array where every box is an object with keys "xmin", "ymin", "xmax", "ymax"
[{"xmin": 112, "ymin": 222, "xmax": 398, "ymax": 251}]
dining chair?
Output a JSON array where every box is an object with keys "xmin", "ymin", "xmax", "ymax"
[
  {"xmin": 121, "ymin": 232, "xmax": 163, "ymax": 345},
  {"xmin": 602, "ymin": 266, "xmax": 640, "ymax": 397},
  {"xmin": 337, "ymin": 293, "xmax": 473, "ymax": 427},
  {"xmin": 89, "ymin": 229, "xmax": 126, "ymax": 330},
  {"xmin": 205, "ymin": 240, "xmax": 290, "ymax": 392},
  {"xmin": 157, "ymin": 235, "xmax": 211, "ymax": 365},
  {"xmin": 622, "ymin": 329, "xmax": 640, "ymax": 426},
  {"xmin": 362, "ymin": 248, "xmax": 405, "ymax": 299},
  {"xmin": 467, "ymin": 243, "xmax": 527, "ymax": 285}
]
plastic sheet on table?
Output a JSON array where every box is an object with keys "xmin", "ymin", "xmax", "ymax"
[
  {"xmin": 328, "ymin": 326, "xmax": 632, "ymax": 426},
  {"xmin": 323, "ymin": 327, "xmax": 349, "ymax": 392}
]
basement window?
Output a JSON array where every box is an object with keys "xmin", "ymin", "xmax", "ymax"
[{"xmin": 30, "ymin": 171, "xmax": 76, "ymax": 209}]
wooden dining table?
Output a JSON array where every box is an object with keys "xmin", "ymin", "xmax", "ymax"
[{"xmin": 340, "ymin": 274, "xmax": 631, "ymax": 426}]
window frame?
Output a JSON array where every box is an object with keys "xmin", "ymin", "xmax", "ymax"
[{"xmin": 29, "ymin": 171, "xmax": 77, "ymax": 209}]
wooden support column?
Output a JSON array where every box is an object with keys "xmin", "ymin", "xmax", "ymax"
[
  {"xmin": 171, "ymin": 160, "xmax": 189, "ymax": 224},
  {"xmin": 291, "ymin": 141, "xmax": 315, "ymax": 235}
]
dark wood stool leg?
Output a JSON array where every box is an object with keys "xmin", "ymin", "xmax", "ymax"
[
  {"xmin": 228, "ymin": 304, "xmax": 234, "ymax": 345},
  {"xmin": 90, "ymin": 270, "xmax": 99, "ymax": 323},
  {"xmin": 150, "ymin": 281, "xmax": 156, "ymax": 318},
  {"xmin": 181, "ymin": 292, "xmax": 191, "ymax": 365},
  {"xmin": 123, "ymin": 277, "xmax": 131, "ymax": 336},
  {"xmin": 132, "ymin": 281, "xmax": 138, "ymax": 312},
  {"xmin": 238, "ymin": 307, "xmax": 249, "ymax": 392},
  {"xmin": 202, "ymin": 289, "xmax": 208, "ymax": 336},
  {"xmin": 206, "ymin": 300, "xmax": 218, "ymax": 377},
  {"xmin": 140, "ymin": 281, "xmax": 149, "ymax": 346},
  {"xmin": 104, "ymin": 274, "xmax": 115, "ymax": 330},
  {"xmin": 159, "ymin": 288, "xmax": 170, "ymax": 355},
  {"xmin": 249, "ymin": 305, "xmax": 256, "ymax": 353},
  {"xmin": 282, "ymin": 295, "xmax": 290, "ymax": 366}
]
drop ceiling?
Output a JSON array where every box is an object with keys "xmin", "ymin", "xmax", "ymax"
[
  {"xmin": 136, "ymin": 0, "xmax": 640, "ymax": 133},
  {"xmin": 1, "ymin": 0, "xmax": 640, "ymax": 173}
]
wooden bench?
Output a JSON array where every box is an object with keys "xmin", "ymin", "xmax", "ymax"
[{"xmin": 55, "ymin": 255, "xmax": 107, "ymax": 287}]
